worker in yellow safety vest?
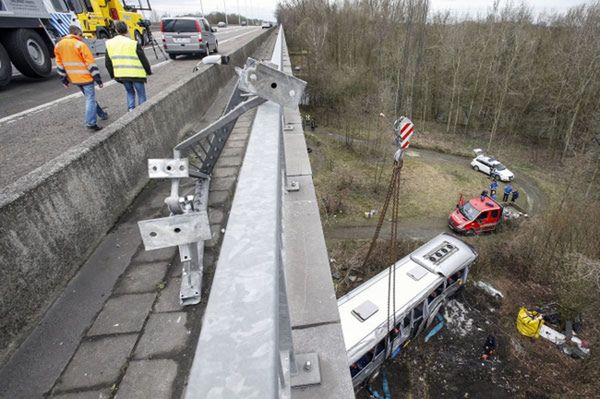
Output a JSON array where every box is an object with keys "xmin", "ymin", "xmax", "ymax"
[
  {"xmin": 105, "ymin": 21, "xmax": 152, "ymax": 112},
  {"xmin": 54, "ymin": 25, "xmax": 108, "ymax": 131}
]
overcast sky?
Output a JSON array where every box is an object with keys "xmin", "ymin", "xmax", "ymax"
[{"xmin": 147, "ymin": 0, "xmax": 589, "ymax": 23}]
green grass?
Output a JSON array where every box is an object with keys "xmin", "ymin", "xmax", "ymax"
[{"xmin": 307, "ymin": 131, "xmax": 529, "ymax": 224}]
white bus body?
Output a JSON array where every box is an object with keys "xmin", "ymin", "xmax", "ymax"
[{"xmin": 337, "ymin": 233, "xmax": 478, "ymax": 388}]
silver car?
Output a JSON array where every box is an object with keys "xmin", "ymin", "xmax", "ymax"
[{"xmin": 161, "ymin": 17, "xmax": 218, "ymax": 59}]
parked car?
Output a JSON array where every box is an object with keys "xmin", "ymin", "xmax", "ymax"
[
  {"xmin": 261, "ymin": 21, "xmax": 272, "ymax": 29},
  {"xmin": 217, "ymin": 21, "xmax": 227, "ymax": 27},
  {"xmin": 470, "ymin": 149, "xmax": 514, "ymax": 181},
  {"xmin": 160, "ymin": 17, "xmax": 218, "ymax": 59},
  {"xmin": 241, "ymin": 20, "xmax": 247, "ymax": 26}
]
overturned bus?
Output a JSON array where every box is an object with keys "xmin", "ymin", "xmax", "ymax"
[{"xmin": 337, "ymin": 233, "xmax": 478, "ymax": 389}]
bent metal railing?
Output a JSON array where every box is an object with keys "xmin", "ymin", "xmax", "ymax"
[{"xmin": 137, "ymin": 28, "xmax": 320, "ymax": 397}]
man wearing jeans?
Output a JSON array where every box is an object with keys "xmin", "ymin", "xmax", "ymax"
[
  {"xmin": 105, "ymin": 21, "xmax": 152, "ymax": 112},
  {"xmin": 55, "ymin": 25, "xmax": 108, "ymax": 131}
]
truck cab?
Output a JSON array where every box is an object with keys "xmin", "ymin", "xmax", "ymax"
[
  {"xmin": 448, "ymin": 195, "xmax": 502, "ymax": 235},
  {"xmin": 65, "ymin": 0, "xmax": 149, "ymax": 43}
]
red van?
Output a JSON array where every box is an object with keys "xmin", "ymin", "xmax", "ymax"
[{"xmin": 448, "ymin": 195, "xmax": 504, "ymax": 235}]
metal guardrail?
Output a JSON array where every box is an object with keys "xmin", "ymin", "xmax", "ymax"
[
  {"xmin": 137, "ymin": 27, "xmax": 306, "ymax": 307},
  {"xmin": 183, "ymin": 27, "xmax": 320, "ymax": 398}
]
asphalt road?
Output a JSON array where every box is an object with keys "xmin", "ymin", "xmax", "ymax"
[
  {"xmin": 0, "ymin": 26, "xmax": 265, "ymax": 189},
  {"xmin": 0, "ymin": 26, "xmax": 256, "ymax": 118}
]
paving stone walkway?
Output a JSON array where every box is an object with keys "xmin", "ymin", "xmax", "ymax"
[{"xmin": 48, "ymin": 109, "xmax": 257, "ymax": 399}]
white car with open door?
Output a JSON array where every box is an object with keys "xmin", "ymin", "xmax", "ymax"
[{"xmin": 470, "ymin": 149, "xmax": 514, "ymax": 181}]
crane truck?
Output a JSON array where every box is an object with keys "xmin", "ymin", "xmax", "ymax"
[{"xmin": 67, "ymin": 0, "xmax": 152, "ymax": 44}]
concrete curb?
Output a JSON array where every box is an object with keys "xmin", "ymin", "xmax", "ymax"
[{"xmin": 0, "ymin": 29, "xmax": 272, "ymax": 365}]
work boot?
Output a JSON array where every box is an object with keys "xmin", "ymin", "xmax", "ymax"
[{"xmin": 87, "ymin": 125, "xmax": 103, "ymax": 131}]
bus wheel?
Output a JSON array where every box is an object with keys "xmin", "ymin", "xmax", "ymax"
[
  {"xmin": 4, "ymin": 29, "xmax": 52, "ymax": 78},
  {"xmin": 0, "ymin": 42, "xmax": 12, "ymax": 87}
]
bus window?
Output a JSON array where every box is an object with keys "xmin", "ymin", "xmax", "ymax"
[
  {"xmin": 375, "ymin": 339, "xmax": 385, "ymax": 355},
  {"xmin": 428, "ymin": 283, "xmax": 444, "ymax": 303},
  {"xmin": 414, "ymin": 302, "xmax": 424, "ymax": 320},
  {"xmin": 356, "ymin": 351, "xmax": 374, "ymax": 370},
  {"xmin": 447, "ymin": 269, "xmax": 464, "ymax": 286},
  {"xmin": 402, "ymin": 314, "xmax": 411, "ymax": 329},
  {"xmin": 411, "ymin": 301, "xmax": 426, "ymax": 339}
]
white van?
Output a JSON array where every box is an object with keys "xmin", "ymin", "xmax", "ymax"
[{"xmin": 160, "ymin": 17, "xmax": 218, "ymax": 59}]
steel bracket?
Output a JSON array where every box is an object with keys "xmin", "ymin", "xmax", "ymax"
[
  {"xmin": 239, "ymin": 58, "xmax": 306, "ymax": 109},
  {"xmin": 138, "ymin": 212, "xmax": 211, "ymax": 250},
  {"xmin": 148, "ymin": 158, "xmax": 189, "ymax": 179}
]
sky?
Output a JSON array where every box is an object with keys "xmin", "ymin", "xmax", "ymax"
[{"xmin": 146, "ymin": 0, "xmax": 590, "ymax": 24}]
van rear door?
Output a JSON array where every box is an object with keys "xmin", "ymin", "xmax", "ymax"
[{"xmin": 162, "ymin": 19, "xmax": 200, "ymax": 52}]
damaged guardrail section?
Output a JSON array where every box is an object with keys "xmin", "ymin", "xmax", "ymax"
[
  {"xmin": 0, "ymin": 30, "xmax": 271, "ymax": 366},
  {"xmin": 178, "ymin": 28, "xmax": 321, "ymax": 398}
]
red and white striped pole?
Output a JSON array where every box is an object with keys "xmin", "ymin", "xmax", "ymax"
[{"xmin": 393, "ymin": 116, "xmax": 415, "ymax": 162}]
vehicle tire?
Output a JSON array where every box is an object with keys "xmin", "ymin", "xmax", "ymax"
[
  {"xmin": 0, "ymin": 42, "xmax": 12, "ymax": 87},
  {"xmin": 473, "ymin": 165, "xmax": 479, "ymax": 172},
  {"xmin": 4, "ymin": 29, "xmax": 52, "ymax": 78},
  {"xmin": 213, "ymin": 40, "xmax": 218, "ymax": 53},
  {"xmin": 169, "ymin": 53, "xmax": 177, "ymax": 60},
  {"xmin": 135, "ymin": 30, "xmax": 145, "ymax": 46},
  {"xmin": 465, "ymin": 229, "xmax": 476, "ymax": 237},
  {"xmin": 493, "ymin": 174, "xmax": 500, "ymax": 181}
]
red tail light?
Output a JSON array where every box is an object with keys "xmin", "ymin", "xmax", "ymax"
[
  {"xmin": 109, "ymin": 8, "xmax": 119, "ymax": 20},
  {"xmin": 160, "ymin": 20, "xmax": 164, "ymax": 32},
  {"xmin": 196, "ymin": 21, "xmax": 203, "ymax": 42}
]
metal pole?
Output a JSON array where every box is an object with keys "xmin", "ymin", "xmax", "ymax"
[
  {"xmin": 223, "ymin": 0, "xmax": 228, "ymax": 25},
  {"xmin": 199, "ymin": 0, "xmax": 205, "ymax": 16},
  {"xmin": 237, "ymin": 0, "xmax": 241, "ymax": 25}
]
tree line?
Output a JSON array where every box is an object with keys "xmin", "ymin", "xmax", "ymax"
[{"xmin": 277, "ymin": 0, "xmax": 600, "ymax": 163}]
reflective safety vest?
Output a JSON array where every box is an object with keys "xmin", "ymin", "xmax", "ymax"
[
  {"xmin": 54, "ymin": 35, "xmax": 100, "ymax": 85},
  {"xmin": 105, "ymin": 35, "xmax": 146, "ymax": 79}
]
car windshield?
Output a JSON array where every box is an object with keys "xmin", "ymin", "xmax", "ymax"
[
  {"xmin": 460, "ymin": 202, "xmax": 480, "ymax": 220},
  {"xmin": 494, "ymin": 163, "xmax": 506, "ymax": 171}
]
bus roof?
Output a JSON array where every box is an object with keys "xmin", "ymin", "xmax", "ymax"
[{"xmin": 337, "ymin": 233, "xmax": 477, "ymax": 361}]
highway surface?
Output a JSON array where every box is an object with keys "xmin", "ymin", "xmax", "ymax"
[
  {"xmin": 0, "ymin": 26, "xmax": 256, "ymax": 118},
  {"xmin": 0, "ymin": 26, "xmax": 264, "ymax": 188}
]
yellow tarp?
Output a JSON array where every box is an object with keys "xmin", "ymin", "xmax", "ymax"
[{"xmin": 516, "ymin": 306, "xmax": 544, "ymax": 338}]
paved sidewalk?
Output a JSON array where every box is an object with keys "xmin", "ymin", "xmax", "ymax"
[{"xmin": 48, "ymin": 109, "xmax": 257, "ymax": 399}]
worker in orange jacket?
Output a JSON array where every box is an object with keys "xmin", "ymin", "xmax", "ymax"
[{"xmin": 54, "ymin": 25, "xmax": 108, "ymax": 131}]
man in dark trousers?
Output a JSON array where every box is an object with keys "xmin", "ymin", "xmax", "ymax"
[
  {"xmin": 503, "ymin": 183, "xmax": 513, "ymax": 202},
  {"xmin": 55, "ymin": 25, "xmax": 108, "ymax": 131},
  {"xmin": 511, "ymin": 190, "xmax": 519, "ymax": 203},
  {"xmin": 105, "ymin": 21, "xmax": 152, "ymax": 111}
]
